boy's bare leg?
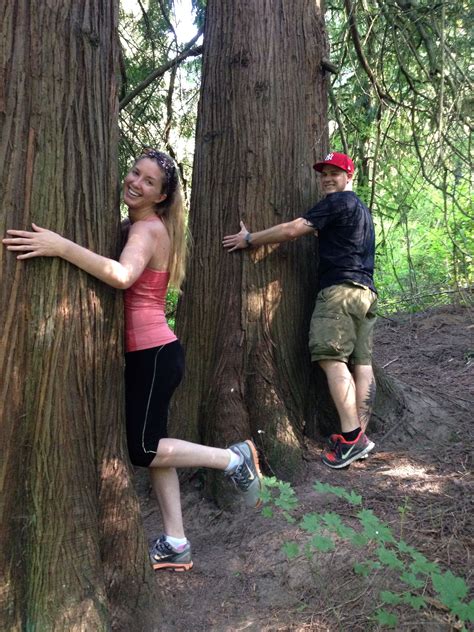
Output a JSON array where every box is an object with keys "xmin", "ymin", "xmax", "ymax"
[
  {"xmin": 353, "ymin": 364, "xmax": 376, "ymax": 432},
  {"xmin": 318, "ymin": 360, "xmax": 360, "ymax": 432}
]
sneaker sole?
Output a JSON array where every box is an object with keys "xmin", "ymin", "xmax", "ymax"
[
  {"xmin": 152, "ymin": 561, "xmax": 193, "ymax": 572},
  {"xmin": 322, "ymin": 441, "xmax": 375, "ymax": 469},
  {"xmin": 244, "ymin": 440, "xmax": 263, "ymax": 508}
]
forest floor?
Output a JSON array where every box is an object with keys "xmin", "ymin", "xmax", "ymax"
[{"xmin": 138, "ymin": 304, "xmax": 473, "ymax": 632}]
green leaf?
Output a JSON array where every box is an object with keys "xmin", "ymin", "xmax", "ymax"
[
  {"xmin": 336, "ymin": 524, "xmax": 357, "ymax": 539},
  {"xmin": 409, "ymin": 554, "xmax": 439, "ymax": 576},
  {"xmin": 321, "ymin": 512, "xmax": 345, "ymax": 531},
  {"xmin": 300, "ymin": 513, "xmax": 321, "ymax": 533},
  {"xmin": 309, "ymin": 535, "xmax": 335, "ymax": 552},
  {"xmin": 374, "ymin": 609, "xmax": 398, "ymax": 628},
  {"xmin": 357, "ymin": 510, "xmax": 395, "ymax": 543},
  {"xmin": 376, "ymin": 546, "xmax": 405, "ymax": 571},
  {"xmin": 350, "ymin": 532, "xmax": 369, "ymax": 548},
  {"xmin": 313, "ymin": 481, "xmax": 362, "ymax": 505},
  {"xmin": 282, "ymin": 510, "xmax": 296, "ymax": 524},
  {"xmin": 400, "ymin": 572, "xmax": 425, "ymax": 589},
  {"xmin": 274, "ymin": 482, "xmax": 298, "ymax": 512},
  {"xmin": 282, "ymin": 541, "xmax": 300, "ymax": 560},
  {"xmin": 451, "ymin": 600, "xmax": 474, "ymax": 623},
  {"xmin": 345, "ymin": 490, "xmax": 363, "ymax": 505},
  {"xmin": 262, "ymin": 476, "xmax": 279, "ymax": 488},
  {"xmin": 431, "ymin": 571, "xmax": 469, "ymax": 609},
  {"xmin": 354, "ymin": 562, "xmax": 374, "ymax": 577},
  {"xmin": 317, "ymin": 511, "xmax": 356, "ymax": 539},
  {"xmin": 397, "ymin": 540, "xmax": 417, "ymax": 556},
  {"xmin": 274, "ymin": 497, "xmax": 298, "ymax": 512},
  {"xmin": 313, "ymin": 481, "xmax": 338, "ymax": 496},
  {"xmin": 261, "ymin": 477, "xmax": 298, "ymax": 512},
  {"xmin": 380, "ymin": 591, "xmax": 402, "ymax": 605},
  {"xmin": 402, "ymin": 593, "xmax": 426, "ymax": 610},
  {"xmin": 261, "ymin": 506, "xmax": 273, "ymax": 518},
  {"xmin": 259, "ymin": 487, "xmax": 273, "ymax": 504}
]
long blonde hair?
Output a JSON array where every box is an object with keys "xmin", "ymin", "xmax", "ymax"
[
  {"xmin": 160, "ymin": 179, "xmax": 187, "ymax": 290},
  {"xmin": 137, "ymin": 149, "xmax": 187, "ymax": 290}
]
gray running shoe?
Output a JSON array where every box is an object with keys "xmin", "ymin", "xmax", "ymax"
[
  {"xmin": 150, "ymin": 535, "xmax": 193, "ymax": 571},
  {"xmin": 226, "ymin": 440, "xmax": 263, "ymax": 508}
]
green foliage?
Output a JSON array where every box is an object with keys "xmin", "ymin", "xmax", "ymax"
[
  {"xmin": 260, "ymin": 477, "xmax": 298, "ymax": 526},
  {"xmin": 313, "ymin": 481, "xmax": 362, "ymax": 505},
  {"xmin": 165, "ymin": 287, "xmax": 180, "ymax": 330},
  {"xmin": 357, "ymin": 509, "xmax": 395, "ymax": 544},
  {"xmin": 261, "ymin": 476, "xmax": 299, "ymax": 513},
  {"xmin": 403, "ymin": 593, "xmax": 426, "ymax": 610},
  {"xmin": 354, "ymin": 561, "xmax": 380, "ymax": 577},
  {"xmin": 431, "ymin": 570, "xmax": 469, "ymax": 610},
  {"xmin": 119, "ymin": 0, "xmax": 201, "ymax": 190},
  {"xmin": 374, "ymin": 609, "xmax": 398, "ymax": 628},
  {"xmin": 282, "ymin": 541, "xmax": 299, "ymax": 560},
  {"xmin": 380, "ymin": 590, "xmax": 402, "ymax": 606},
  {"xmin": 376, "ymin": 546, "xmax": 404, "ymax": 571},
  {"xmin": 399, "ymin": 571, "xmax": 425, "ymax": 590},
  {"xmin": 260, "ymin": 477, "xmax": 473, "ymax": 628},
  {"xmin": 326, "ymin": 0, "xmax": 473, "ymax": 313},
  {"xmin": 309, "ymin": 534, "xmax": 335, "ymax": 553}
]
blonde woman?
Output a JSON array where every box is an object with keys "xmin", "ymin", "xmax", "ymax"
[{"xmin": 4, "ymin": 149, "xmax": 262, "ymax": 571}]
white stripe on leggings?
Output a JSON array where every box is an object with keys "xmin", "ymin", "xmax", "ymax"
[{"xmin": 141, "ymin": 345, "xmax": 164, "ymax": 455}]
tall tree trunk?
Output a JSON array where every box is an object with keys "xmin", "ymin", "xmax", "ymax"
[
  {"xmin": 0, "ymin": 3, "xmax": 159, "ymax": 630},
  {"xmin": 172, "ymin": 0, "xmax": 328, "ymax": 485}
]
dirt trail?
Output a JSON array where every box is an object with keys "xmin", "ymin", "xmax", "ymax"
[{"xmin": 138, "ymin": 305, "xmax": 473, "ymax": 631}]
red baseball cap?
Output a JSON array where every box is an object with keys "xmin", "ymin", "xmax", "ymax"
[{"xmin": 313, "ymin": 152, "xmax": 355, "ymax": 174}]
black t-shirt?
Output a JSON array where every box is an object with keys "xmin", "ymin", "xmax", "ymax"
[{"xmin": 302, "ymin": 191, "xmax": 376, "ymax": 292}]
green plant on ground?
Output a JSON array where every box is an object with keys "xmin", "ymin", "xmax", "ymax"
[
  {"xmin": 166, "ymin": 288, "xmax": 179, "ymax": 330},
  {"xmin": 260, "ymin": 477, "xmax": 474, "ymax": 630}
]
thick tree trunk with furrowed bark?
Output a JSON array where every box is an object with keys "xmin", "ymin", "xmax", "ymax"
[
  {"xmin": 172, "ymin": 0, "xmax": 329, "ymax": 489},
  {"xmin": 0, "ymin": 3, "xmax": 160, "ymax": 630}
]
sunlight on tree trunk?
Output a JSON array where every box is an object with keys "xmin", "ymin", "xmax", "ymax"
[
  {"xmin": 172, "ymin": 0, "xmax": 328, "ymax": 486},
  {"xmin": 0, "ymin": 3, "xmax": 159, "ymax": 630}
]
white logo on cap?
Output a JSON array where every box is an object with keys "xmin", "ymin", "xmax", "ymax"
[{"xmin": 325, "ymin": 153, "xmax": 334, "ymax": 160}]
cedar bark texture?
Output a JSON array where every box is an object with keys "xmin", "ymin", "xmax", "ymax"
[
  {"xmin": 172, "ymin": 0, "xmax": 328, "ymax": 482},
  {"xmin": 0, "ymin": 3, "xmax": 159, "ymax": 630}
]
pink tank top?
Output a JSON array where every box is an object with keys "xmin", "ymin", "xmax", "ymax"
[{"xmin": 124, "ymin": 219, "xmax": 177, "ymax": 353}]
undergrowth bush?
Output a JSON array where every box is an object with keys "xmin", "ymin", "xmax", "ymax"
[{"xmin": 260, "ymin": 477, "xmax": 474, "ymax": 630}]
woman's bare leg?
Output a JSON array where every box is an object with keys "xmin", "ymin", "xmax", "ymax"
[
  {"xmin": 149, "ymin": 438, "xmax": 232, "ymax": 470},
  {"xmin": 148, "ymin": 439, "xmax": 233, "ymax": 539},
  {"xmin": 149, "ymin": 466, "xmax": 185, "ymax": 538}
]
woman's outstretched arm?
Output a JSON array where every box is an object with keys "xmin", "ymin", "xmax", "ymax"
[{"xmin": 3, "ymin": 220, "xmax": 165, "ymax": 289}]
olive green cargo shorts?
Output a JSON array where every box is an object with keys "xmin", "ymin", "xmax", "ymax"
[{"xmin": 309, "ymin": 282, "xmax": 378, "ymax": 365}]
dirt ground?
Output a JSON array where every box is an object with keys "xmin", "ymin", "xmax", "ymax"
[{"xmin": 138, "ymin": 304, "xmax": 473, "ymax": 631}]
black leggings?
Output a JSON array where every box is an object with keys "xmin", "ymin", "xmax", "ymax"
[{"xmin": 125, "ymin": 340, "xmax": 184, "ymax": 467}]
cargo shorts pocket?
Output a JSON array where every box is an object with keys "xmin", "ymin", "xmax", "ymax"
[{"xmin": 309, "ymin": 310, "xmax": 355, "ymax": 361}]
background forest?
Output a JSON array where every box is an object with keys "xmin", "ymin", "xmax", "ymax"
[{"xmin": 118, "ymin": 0, "xmax": 472, "ymax": 316}]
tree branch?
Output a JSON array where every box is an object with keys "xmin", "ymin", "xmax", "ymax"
[
  {"xmin": 328, "ymin": 83, "xmax": 349, "ymax": 153},
  {"xmin": 119, "ymin": 29, "xmax": 203, "ymax": 111},
  {"xmin": 343, "ymin": 0, "xmax": 397, "ymax": 105}
]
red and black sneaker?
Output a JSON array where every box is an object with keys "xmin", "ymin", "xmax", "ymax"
[{"xmin": 322, "ymin": 431, "xmax": 374, "ymax": 469}]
